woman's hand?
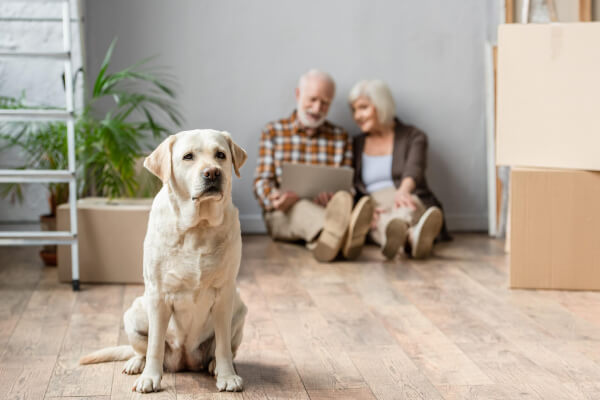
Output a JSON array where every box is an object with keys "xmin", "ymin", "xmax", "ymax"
[
  {"xmin": 394, "ymin": 189, "xmax": 417, "ymax": 210},
  {"xmin": 394, "ymin": 177, "xmax": 417, "ymax": 210}
]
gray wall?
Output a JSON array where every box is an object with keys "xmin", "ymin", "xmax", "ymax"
[{"xmin": 91, "ymin": 1, "xmax": 490, "ymax": 231}]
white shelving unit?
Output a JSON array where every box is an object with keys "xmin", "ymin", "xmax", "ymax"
[{"xmin": 0, "ymin": 0, "xmax": 81, "ymax": 290}]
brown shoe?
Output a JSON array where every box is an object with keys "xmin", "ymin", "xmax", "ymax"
[
  {"xmin": 381, "ymin": 218, "xmax": 408, "ymax": 260},
  {"xmin": 342, "ymin": 196, "xmax": 375, "ymax": 260},
  {"xmin": 313, "ymin": 191, "xmax": 353, "ymax": 262},
  {"xmin": 410, "ymin": 207, "xmax": 443, "ymax": 259}
]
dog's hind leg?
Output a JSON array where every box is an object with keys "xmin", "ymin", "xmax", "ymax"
[
  {"xmin": 123, "ymin": 355, "xmax": 146, "ymax": 375},
  {"xmin": 122, "ymin": 297, "xmax": 149, "ymax": 375}
]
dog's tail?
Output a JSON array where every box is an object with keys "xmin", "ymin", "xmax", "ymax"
[{"xmin": 79, "ymin": 345, "xmax": 136, "ymax": 365}]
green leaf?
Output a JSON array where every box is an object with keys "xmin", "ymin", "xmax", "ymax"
[
  {"xmin": 1, "ymin": 37, "xmax": 183, "ymax": 202},
  {"xmin": 93, "ymin": 37, "xmax": 118, "ymax": 97}
]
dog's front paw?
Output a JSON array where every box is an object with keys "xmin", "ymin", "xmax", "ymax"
[
  {"xmin": 132, "ymin": 372, "xmax": 162, "ymax": 393},
  {"xmin": 216, "ymin": 374, "xmax": 243, "ymax": 392},
  {"xmin": 122, "ymin": 356, "xmax": 145, "ymax": 375}
]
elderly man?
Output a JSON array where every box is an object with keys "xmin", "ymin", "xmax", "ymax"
[{"xmin": 254, "ymin": 69, "xmax": 373, "ymax": 262}]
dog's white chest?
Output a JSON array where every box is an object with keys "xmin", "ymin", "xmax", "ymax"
[
  {"xmin": 165, "ymin": 288, "xmax": 216, "ymax": 350},
  {"xmin": 159, "ymin": 236, "xmax": 226, "ymax": 292},
  {"xmin": 162, "ymin": 260, "xmax": 202, "ymax": 292}
]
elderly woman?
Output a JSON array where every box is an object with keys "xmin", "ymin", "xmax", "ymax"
[{"xmin": 349, "ymin": 80, "xmax": 450, "ymax": 260}]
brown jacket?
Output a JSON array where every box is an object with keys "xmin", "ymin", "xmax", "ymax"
[{"xmin": 352, "ymin": 118, "xmax": 451, "ymax": 241}]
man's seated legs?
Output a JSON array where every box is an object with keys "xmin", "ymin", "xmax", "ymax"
[
  {"xmin": 264, "ymin": 191, "xmax": 373, "ymax": 262},
  {"xmin": 341, "ymin": 196, "xmax": 375, "ymax": 260},
  {"xmin": 264, "ymin": 199, "xmax": 326, "ymax": 243},
  {"xmin": 312, "ymin": 191, "xmax": 353, "ymax": 262}
]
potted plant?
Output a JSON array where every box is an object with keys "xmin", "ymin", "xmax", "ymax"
[{"xmin": 0, "ymin": 39, "xmax": 182, "ymax": 265}]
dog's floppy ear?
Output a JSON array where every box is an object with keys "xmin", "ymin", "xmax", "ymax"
[
  {"xmin": 222, "ymin": 131, "xmax": 247, "ymax": 178},
  {"xmin": 144, "ymin": 135, "xmax": 176, "ymax": 183}
]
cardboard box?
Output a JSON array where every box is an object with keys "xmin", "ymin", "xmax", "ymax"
[
  {"xmin": 510, "ymin": 168, "xmax": 600, "ymax": 290},
  {"xmin": 497, "ymin": 23, "xmax": 600, "ymax": 170},
  {"xmin": 57, "ymin": 197, "xmax": 152, "ymax": 284}
]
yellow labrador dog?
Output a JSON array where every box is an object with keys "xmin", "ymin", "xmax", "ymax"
[{"xmin": 80, "ymin": 129, "xmax": 248, "ymax": 393}]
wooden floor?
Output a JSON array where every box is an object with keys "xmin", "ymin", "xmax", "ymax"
[{"xmin": 1, "ymin": 234, "xmax": 600, "ymax": 399}]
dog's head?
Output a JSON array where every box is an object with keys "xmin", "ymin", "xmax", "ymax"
[{"xmin": 144, "ymin": 129, "xmax": 247, "ymax": 213}]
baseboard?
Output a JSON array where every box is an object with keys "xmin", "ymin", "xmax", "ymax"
[
  {"xmin": 2, "ymin": 214, "xmax": 489, "ymax": 233},
  {"xmin": 444, "ymin": 214, "xmax": 488, "ymax": 232},
  {"xmin": 239, "ymin": 213, "xmax": 488, "ymax": 234}
]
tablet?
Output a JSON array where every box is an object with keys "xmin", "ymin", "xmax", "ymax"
[{"xmin": 280, "ymin": 162, "xmax": 354, "ymax": 199}]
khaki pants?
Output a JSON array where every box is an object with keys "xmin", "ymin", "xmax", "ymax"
[
  {"xmin": 264, "ymin": 199, "xmax": 325, "ymax": 242},
  {"xmin": 369, "ymin": 187, "xmax": 426, "ymax": 246}
]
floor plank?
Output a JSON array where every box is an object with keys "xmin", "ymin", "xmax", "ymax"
[
  {"xmin": 348, "ymin": 346, "xmax": 443, "ymax": 400},
  {"xmin": 0, "ymin": 259, "xmax": 76, "ymax": 400},
  {"xmin": 46, "ymin": 285, "xmax": 124, "ymax": 397},
  {"xmin": 253, "ymin": 259, "xmax": 370, "ymax": 393},
  {"xmin": 236, "ymin": 273, "xmax": 309, "ymax": 400},
  {"xmin": 1, "ymin": 234, "xmax": 600, "ymax": 400},
  {"xmin": 347, "ymin": 262, "xmax": 493, "ymax": 387},
  {"xmin": 0, "ymin": 247, "xmax": 40, "ymax": 355}
]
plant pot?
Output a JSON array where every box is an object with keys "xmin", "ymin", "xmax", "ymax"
[{"xmin": 39, "ymin": 213, "xmax": 57, "ymax": 266}]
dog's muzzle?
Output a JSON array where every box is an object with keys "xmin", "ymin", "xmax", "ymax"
[
  {"xmin": 202, "ymin": 167, "xmax": 221, "ymax": 182},
  {"xmin": 192, "ymin": 167, "xmax": 223, "ymax": 200}
]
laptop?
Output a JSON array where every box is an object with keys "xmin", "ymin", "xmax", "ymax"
[{"xmin": 280, "ymin": 162, "xmax": 354, "ymax": 199}]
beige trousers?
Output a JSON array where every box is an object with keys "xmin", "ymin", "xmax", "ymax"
[
  {"xmin": 369, "ymin": 187, "xmax": 426, "ymax": 246},
  {"xmin": 264, "ymin": 199, "xmax": 325, "ymax": 242}
]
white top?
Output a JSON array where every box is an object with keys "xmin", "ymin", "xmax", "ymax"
[{"xmin": 361, "ymin": 153, "xmax": 395, "ymax": 193}]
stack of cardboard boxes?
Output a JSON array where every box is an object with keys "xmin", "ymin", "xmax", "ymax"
[
  {"xmin": 57, "ymin": 198, "xmax": 152, "ymax": 284},
  {"xmin": 497, "ymin": 23, "xmax": 600, "ymax": 290}
]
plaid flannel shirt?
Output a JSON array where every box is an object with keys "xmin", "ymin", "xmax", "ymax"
[{"xmin": 254, "ymin": 110, "xmax": 353, "ymax": 211}]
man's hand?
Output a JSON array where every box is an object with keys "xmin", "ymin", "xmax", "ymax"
[
  {"xmin": 313, "ymin": 192, "xmax": 334, "ymax": 207},
  {"xmin": 394, "ymin": 189, "xmax": 417, "ymax": 210},
  {"xmin": 270, "ymin": 190, "xmax": 299, "ymax": 213}
]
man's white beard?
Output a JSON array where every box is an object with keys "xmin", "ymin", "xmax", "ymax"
[{"xmin": 297, "ymin": 106, "xmax": 326, "ymax": 129}]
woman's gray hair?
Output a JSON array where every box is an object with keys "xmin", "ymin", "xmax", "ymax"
[{"xmin": 348, "ymin": 79, "xmax": 396, "ymax": 126}]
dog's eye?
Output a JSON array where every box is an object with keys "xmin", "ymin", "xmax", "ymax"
[
  {"xmin": 183, "ymin": 153, "xmax": 194, "ymax": 161},
  {"xmin": 216, "ymin": 151, "xmax": 226, "ymax": 160}
]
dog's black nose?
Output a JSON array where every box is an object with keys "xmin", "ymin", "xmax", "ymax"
[{"xmin": 202, "ymin": 167, "xmax": 221, "ymax": 182}]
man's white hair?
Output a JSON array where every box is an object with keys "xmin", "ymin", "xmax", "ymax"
[
  {"xmin": 298, "ymin": 69, "xmax": 335, "ymax": 94},
  {"xmin": 348, "ymin": 79, "xmax": 396, "ymax": 127}
]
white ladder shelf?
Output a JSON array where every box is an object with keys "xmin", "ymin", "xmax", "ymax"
[{"xmin": 0, "ymin": 1, "xmax": 81, "ymax": 291}]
